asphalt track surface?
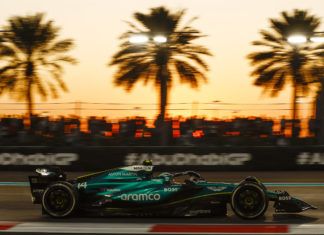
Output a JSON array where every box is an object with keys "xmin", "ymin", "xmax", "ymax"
[{"xmin": 0, "ymin": 171, "xmax": 324, "ymax": 234}]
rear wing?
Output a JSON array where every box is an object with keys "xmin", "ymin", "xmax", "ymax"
[
  {"xmin": 29, "ymin": 175, "xmax": 52, "ymax": 204},
  {"xmin": 28, "ymin": 167, "xmax": 66, "ymax": 204}
]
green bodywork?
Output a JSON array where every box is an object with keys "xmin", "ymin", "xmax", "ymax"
[
  {"xmin": 74, "ymin": 165, "xmax": 313, "ymax": 215},
  {"xmin": 29, "ymin": 165, "xmax": 316, "ymax": 217},
  {"xmin": 76, "ymin": 166, "xmax": 235, "ymax": 206}
]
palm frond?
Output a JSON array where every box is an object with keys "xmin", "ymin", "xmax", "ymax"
[
  {"xmin": 254, "ymin": 68, "xmax": 281, "ymax": 86},
  {"xmin": 259, "ymin": 30, "xmax": 284, "ymax": 45},
  {"xmin": 174, "ymin": 60, "xmax": 207, "ymax": 88},
  {"xmin": 109, "ymin": 5, "xmax": 211, "ymax": 101},
  {"xmin": 248, "ymin": 51, "xmax": 276, "ymax": 64},
  {"xmin": 114, "ymin": 61, "xmax": 151, "ymax": 91},
  {"xmin": 46, "ymin": 39, "xmax": 74, "ymax": 53},
  {"xmin": 250, "ymin": 58, "xmax": 285, "ymax": 77},
  {"xmin": 54, "ymin": 56, "xmax": 77, "ymax": 65},
  {"xmin": 0, "ymin": 13, "xmax": 76, "ymax": 107},
  {"xmin": 249, "ymin": 9, "xmax": 323, "ymax": 103}
]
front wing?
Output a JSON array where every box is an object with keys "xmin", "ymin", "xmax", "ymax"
[{"xmin": 271, "ymin": 191, "xmax": 317, "ymax": 213}]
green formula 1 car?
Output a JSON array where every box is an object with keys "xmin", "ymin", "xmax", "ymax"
[{"xmin": 28, "ymin": 161, "xmax": 316, "ymax": 219}]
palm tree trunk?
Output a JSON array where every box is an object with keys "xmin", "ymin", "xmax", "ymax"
[
  {"xmin": 291, "ymin": 85, "xmax": 298, "ymax": 138},
  {"xmin": 26, "ymin": 61, "xmax": 34, "ymax": 118},
  {"xmin": 158, "ymin": 64, "xmax": 169, "ymax": 145},
  {"xmin": 27, "ymin": 81, "xmax": 33, "ymax": 118},
  {"xmin": 316, "ymin": 83, "xmax": 324, "ymax": 144},
  {"xmin": 159, "ymin": 65, "xmax": 168, "ymax": 122}
]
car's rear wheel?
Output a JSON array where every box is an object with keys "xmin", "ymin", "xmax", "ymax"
[
  {"xmin": 42, "ymin": 182, "xmax": 78, "ymax": 218},
  {"xmin": 231, "ymin": 182, "xmax": 268, "ymax": 219}
]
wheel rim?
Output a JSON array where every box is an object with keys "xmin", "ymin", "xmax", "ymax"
[
  {"xmin": 233, "ymin": 186, "xmax": 265, "ymax": 218},
  {"xmin": 45, "ymin": 187, "xmax": 72, "ymax": 213}
]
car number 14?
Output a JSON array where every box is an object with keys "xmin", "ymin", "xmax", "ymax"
[{"xmin": 78, "ymin": 182, "xmax": 87, "ymax": 189}]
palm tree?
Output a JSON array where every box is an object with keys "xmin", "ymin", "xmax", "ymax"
[
  {"xmin": 0, "ymin": 13, "xmax": 77, "ymax": 117},
  {"xmin": 109, "ymin": 6, "xmax": 211, "ymax": 122},
  {"xmin": 247, "ymin": 9, "xmax": 324, "ymax": 137}
]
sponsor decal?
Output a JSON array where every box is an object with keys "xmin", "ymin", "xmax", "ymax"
[
  {"xmin": 133, "ymin": 166, "xmax": 145, "ymax": 170},
  {"xmin": 125, "ymin": 153, "xmax": 251, "ymax": 166},
  {"xmin": 104, "ymin": 188, "xmax": 121, "ymax": 192},
  {"xmin": 188, "ymin": 209, "xmax": 211, "ymax": 216},
  {"xmin": 108, "ymin": 171, "xmax": 137, "ymax": 177},
  {"xmin": 121, "ymin": 165, "xmax": 153, "ymax": 172},
  {"xmin": 297, "ymin": 152, "xmax": 324, "ymax": 165},
  {"xmin": 121, "ymin": 193, "xmax": 161, "ymax": 201},
  {"xmin": 278, "ymin": 196, "xmax": 291, "ymax": 201},
  {"xmin": 164, "ymin": 187, "xmax": 179, "ymax": 192},
  {"xmin": 152, "ymin": 179, "xmax": 163, "ymax": 182},
  {"xmin": 32, "ymin": 189, "xmax": 44, "ymax": 193},
  {"xmin": 0, "ymin": 153, "xmax": 78, "ymax": 166},
  {"xmin": 31, "ymin": 178, "xmax": 39, "ymax": 183},
  {"xmin": 207, "ymin": 186, "xmax": 227, "ymax": 192}
]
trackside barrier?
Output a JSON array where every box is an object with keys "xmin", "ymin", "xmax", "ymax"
[
  {"xmin": 1, "ymin": 222, "xmax": 324, "ymax": 234},
  {"xmin": 0, "ymin": 146, "xmax": 324, "ymax": 171}
]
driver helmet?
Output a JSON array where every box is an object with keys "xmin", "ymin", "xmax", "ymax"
[
  {"xmin": 142, "ymin": 159, "xmax": 153, "ymax": 166},
  {"xmin": 142, "ymin": 159, "xmax": 153, "ymax": 179}
]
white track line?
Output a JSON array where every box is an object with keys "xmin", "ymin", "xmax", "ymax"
[
  {"xmin": 290, "ymin": 224, "xmax": 324, "ymax": 234},
  {"xmin": 9, "ymin": 223, "xmax": 152, "ymax": 234},
  {"xmin": 2, "ymin": 222, "xmax": 324, "ymax": 234}
]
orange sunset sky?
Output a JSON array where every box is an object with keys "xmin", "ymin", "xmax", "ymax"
[{"xmin": 0, "ymin": 0, "xmax": 323, "ymax": 119}]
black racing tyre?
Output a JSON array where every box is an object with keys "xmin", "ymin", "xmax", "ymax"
[
  {"xmin": 231, "ymin": 182, "xmax": 268, "ymax": 219},
  {"xmin": 244, "ymin": 176, "xmax": 267, "ymax": 191},
  {"xmin": 42, "ymin": 181, "xmax": 78, "ymax": 218}
]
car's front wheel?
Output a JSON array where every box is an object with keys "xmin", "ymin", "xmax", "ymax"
[
  {"xmin": 231, "ymin": 182, "xmax": 268, "ymax": 219},
  {"xmin": 42, "ymin": 182, "xmax": 78, "ymax": 218}
]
